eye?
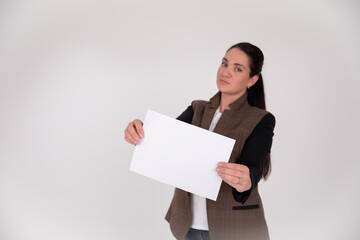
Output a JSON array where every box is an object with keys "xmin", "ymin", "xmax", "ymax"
[
  {"xmin": 235, "ymin": 68, "xmax": 242, "ymax": 72},
  {"xmin": 221, "ymin": 62, "xmax": 227, "ymax": 67}
]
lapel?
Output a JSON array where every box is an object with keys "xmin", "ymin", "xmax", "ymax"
[
  {"xmin": 201, "ymin": 91, "xmax": 249, "ymax": 133},
  {"xmin": 200, "ymin": 92, "xmax": 220, "ymax": 130}
]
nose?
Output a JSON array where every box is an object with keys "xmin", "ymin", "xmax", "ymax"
[{"xmin": 222, "ymin": 66, "xmax": 232, "ymax": 77}]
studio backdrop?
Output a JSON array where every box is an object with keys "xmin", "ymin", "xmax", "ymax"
[{"xmin": 0, "ymin": 0, "xmax": 359, "ymax": 239}]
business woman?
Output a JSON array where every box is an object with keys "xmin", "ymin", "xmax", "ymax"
[{"xmin": 124, "ymin": 42, "xmax": 275, "ymax": 240}]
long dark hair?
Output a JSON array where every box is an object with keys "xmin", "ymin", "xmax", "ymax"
[{"xmin": 227, "ymin": 42, "xmax": 271, "ymax": 180}]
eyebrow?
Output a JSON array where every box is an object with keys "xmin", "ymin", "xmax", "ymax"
[{"xmin": 223, "ymin": 57, "xmax": 246, "ymax": 69}]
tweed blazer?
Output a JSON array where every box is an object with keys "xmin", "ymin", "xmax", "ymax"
[{"xmin": 165, "ymin": 92, "xmax": 272, "ymax": 240}]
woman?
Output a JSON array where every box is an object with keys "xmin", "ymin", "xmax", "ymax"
[{"xmin": 124, "ymin": 42, "xmax": 275, "ymax": 240}]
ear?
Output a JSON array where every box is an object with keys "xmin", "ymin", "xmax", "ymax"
[{"xmin": 247, "ymin": 75, "xmax": 259, "ymax": 88}]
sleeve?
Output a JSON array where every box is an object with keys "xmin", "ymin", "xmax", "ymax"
[
  {"xmin": 232, "ymin": 113, "xmax": 276, "ymax": 204},
  {"xmin": 176, "ymin": 105, "xmax": 194, "ymax": 123}
]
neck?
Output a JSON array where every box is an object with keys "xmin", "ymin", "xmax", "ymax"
[{"xmin": 219, "ymin": 91, "xmax": 246, "ymax": 112}]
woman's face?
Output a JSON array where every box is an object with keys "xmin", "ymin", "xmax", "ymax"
[{"xmin": 216, "ymin": 48, "xmax": 258, "ymax": 98}]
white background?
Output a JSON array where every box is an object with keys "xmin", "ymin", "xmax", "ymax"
[{"xmin": 0, "ymin": 0, "xmax": 359, "ymax": 239}]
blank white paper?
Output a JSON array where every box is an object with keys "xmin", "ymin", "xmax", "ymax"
[{"xmin": 129, "ymin": 109, "xmax": 235, "ymax": 201}]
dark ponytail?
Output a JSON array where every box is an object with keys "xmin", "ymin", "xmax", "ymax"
[
  {"xmin": 227, "ymin": 42, "xmax": 271, "ymax": 180},
  {"xmin": 247, "ymin": 73, "xmax": 266, "ymax": 110}
]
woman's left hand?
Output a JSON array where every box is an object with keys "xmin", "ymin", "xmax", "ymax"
[{"xmin": 216, "ymin": 162, "xmax": 252, "ymax": 193}]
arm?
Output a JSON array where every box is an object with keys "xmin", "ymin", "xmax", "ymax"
[
  {"xmin": 176, "ymin": 105, "xmax": 193, "ymax": 123},
  {"xmin": 232, "ymin": 113, "xmax": 276, "ymax": 204}
]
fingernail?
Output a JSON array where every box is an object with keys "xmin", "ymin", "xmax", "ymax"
[{"xmin": 139, "ymin": 133, "xmax": 143, "ymax": 138}]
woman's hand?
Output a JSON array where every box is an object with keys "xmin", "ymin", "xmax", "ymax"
[
  {"xmin": 216, "ymin": 162, "xmax": 252, "ymax": 192},
  {"xmin": 124, "ymin": 119, "xmax": 144, "ymax": 145}
]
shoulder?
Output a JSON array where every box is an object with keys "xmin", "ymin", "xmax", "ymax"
[
  {"xmin": 254, "ymin": 111, "xmax": 276, "ymax": 130},
  {"xmin": 191, "ymin": 100, "xmax": 208, "ymax": 110},
  {"xmin": 190, "ymin": 100, "xmax": 210, "ymax": 116},
  {"xmin": 247, "ymin": 106, "xmax": 275, "ymax": 123}
]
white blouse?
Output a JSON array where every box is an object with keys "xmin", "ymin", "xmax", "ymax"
[{"xmin": 190, "ymin": 107, "xmax": 222, "ymax": 230}]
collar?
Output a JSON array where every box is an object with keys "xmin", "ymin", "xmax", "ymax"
[{"xmin": 209, "ymin": 91, "xmax": 249, "ymax": 111}]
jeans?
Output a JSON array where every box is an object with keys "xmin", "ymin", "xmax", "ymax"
[{"xmin": 184, "ymin": 228, "xmax": 210, "ymax": 240}]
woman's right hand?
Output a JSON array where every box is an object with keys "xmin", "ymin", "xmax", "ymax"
[{"xmin": 124, "ymin": 119, "xmax": 144, "ymax": 145}]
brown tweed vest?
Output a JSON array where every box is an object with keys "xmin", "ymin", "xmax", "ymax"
[{"xmin": 165, "ymin": 92, "xmax": 270, "ymax": 240}]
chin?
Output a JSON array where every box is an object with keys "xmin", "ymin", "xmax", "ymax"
[
  {"xmin": 217, "ymin": 87, "xmax": 246, "ymax": 98},
  {"xmin": 216, "ymin": 83, "xmax": 227, "ymax": 93},
  {"xmin": 217, "ymin": 85, "xmax": 232, "ymax": 94}
]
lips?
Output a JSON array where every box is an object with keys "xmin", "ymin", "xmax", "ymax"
[{"xmin": 219, "ymin": 79, "xmax": 230, "ymax": 84}]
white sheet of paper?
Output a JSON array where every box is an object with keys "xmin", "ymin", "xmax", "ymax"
[{"xmin": 129, "ymin": 109, "xmax": 235, "ymax": 201}]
